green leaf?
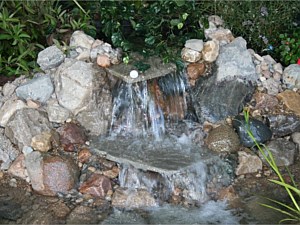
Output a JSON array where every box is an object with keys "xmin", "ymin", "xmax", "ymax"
[
  {"xmin": 177, "ymin": 22, "xmax": 184, "ymax": 30},
  {"xmin": 174, "ymin": 0, "xmax": 185, "ymax": 7},
  {"xmin": 0, "ymin": 34, "xmax": 12, "ymax": 40},
  {"xmin": 170, "ymin": 19, "xmax": 180, "ymax": 27},
  {"xmin": 182, "ymin": 13, "xmax": 189, "ymax": 21},
  {"xmin": 145, "ymin": 36, "xmax": 155, "ymax": 45}
]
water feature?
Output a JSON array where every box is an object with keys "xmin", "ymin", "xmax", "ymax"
[{"xmin": 90, "ymin": 56, "xmax": 239, "ymax": 224}]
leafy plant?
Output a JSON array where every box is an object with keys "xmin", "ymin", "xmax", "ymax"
[
  {"xmin": 243, "ymin": 109, "xmax": 300, "ymax": 224},
  {"xmin": 277, "ymin": 30, "xmax": 300, "ymax": 66}
]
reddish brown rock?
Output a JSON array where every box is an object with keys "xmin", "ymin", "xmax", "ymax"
[
  {"xmin": 25, "ymin": 151, "xmax": 79, "ymax": 196},
  {"xmin": 8, "ymin": 154, "xmax": 28, "ymax": 180},
  {"xmin": 254, "ymin": 92, "xmax": 279, "ymax": 111},
  {"xmin": 277, "ymin": 90, "xmax": 300, "ymax": 116},
  {"xmin": 78, "ymin": 148, "xmax": 92, "ymax": 163},
  {"xmin": 97, "ymin": 54, "xmax": 110, "ymax": 68},
  {"xmin": 103, "ymin": 166, "xmax": 119, "ymax": 179},
  {"xmin": 57, "ymin": 123, "xmax": 86, "ymax": 152},
  {"xmin": 187, "ymin": 63, "xmax": 206, "ymax": 81},
  {"xmin": 79, "ymin": 174, "xmax": 112, "ymax": 198}
]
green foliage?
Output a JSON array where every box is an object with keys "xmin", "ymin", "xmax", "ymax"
[
  {"xmin": 277, "ymin": 30, "xmax": 300, "ymax": 66},
  {"xmin": 0, "ymin": 0, "xmax": 96, "ymax": 77},
  {"xmin": 243, "ymin": 109, "xmax": 300, "ymax": 224}
]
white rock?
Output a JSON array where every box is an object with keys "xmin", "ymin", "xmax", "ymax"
[
  {"xmin": 253, "ymin": 53, "xmax": 264, "ymax": 62},
  {"xmin": 69, "ymin": 30, "xmax": 95, "ymax": 50},
  {"xmin": 130, "ymin": 70, "xmax": 139, "ymax": 79},
  {"xmin": 181, "ymin": 47, "xmax": 201, "ymax": 63},
  {"xmin": 235, "ymin": 150, "xmax": 262, "ymax": 175},
  {"xmin": 2, "ymin": 83, "xmax": 17, "ymax": 97},
  {"xmin": 202, "ymin": 40, "xmax": 219, "ymax": 63},
  {"xmin": 185, "ymin": 39, "xmax": 204, "ymax": 52}
]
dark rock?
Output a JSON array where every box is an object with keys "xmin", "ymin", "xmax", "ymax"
[
  {"xmin": 192, "ymin": 75, "xmax": 255, "ymax": 123},
  {"xmin": 0, "ymin": 201, "xmax": 23, "ymax": 220},
  {"xmin": 232, "ymin": 115, "xmax": 272, "ymax": 148},
  {"xmin": 267, "ymin": 114, "xmax": 300, "ymax": 137},
  {"xmin": 57, "ymin": 123, "xmax": 87, "ymax": 151},
  {"xmin": 260, "ymin": 139, "xmax": 297, "ymax": 166}
]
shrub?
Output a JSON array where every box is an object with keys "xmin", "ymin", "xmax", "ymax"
[{"xmin": 277, "ymin": 30, "xmax": 300, "ymax": 66}]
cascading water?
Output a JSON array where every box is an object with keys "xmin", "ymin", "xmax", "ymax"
[{"xmin": 90, "ymin": 60, "xmax": 239, "ymax": 224}]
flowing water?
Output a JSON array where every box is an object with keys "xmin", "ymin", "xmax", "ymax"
[{"xmin": 91, "ymin": 65, "xmax": 241, "ymax": 224}]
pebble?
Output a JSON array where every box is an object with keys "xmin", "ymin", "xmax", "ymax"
[
  {"xmin": 9, "ymin": 178, "xmax": 17, "ymax": 187},
  {"xmin": 0, "ymin": 171, "xmax": 3, "ymax": 179}
]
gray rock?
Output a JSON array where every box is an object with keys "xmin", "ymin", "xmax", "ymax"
[
  {"xmin": 2, "ymin": 83, "xmax": 17, "ymax": 97},
  {"xmin": 69, "ymin": 30, "xmax": 95, "ymax": 50},
  {"xmin": 0, "ymin": 201, "xmax": 23, "ymax": 220},
  {"xmin": 260, "ymin": 139, "xmax": 296, "ymax": 166},
  {"xmin": 206, "ymin": 124, "xmax": 240, "ymax": 153},
  {"xmin": 25, "ymin": 151, "xmax": 79, "ymax": 196},
  {"xmin": 263, "ymin": 55, "xmax": 277, "ymax": 65},
  {"xmin": 0, "ymin": 99, "xmax": 27, "ymax": 127},
  {"xmin": 66, "ymin": 205, "xmax": 99, "ymax": 224},
  {"xmin": 216, "ymin": 37, "xmax": 258, "ymax": 83},
  {"xmin": 0, "ymin": 128, "xmax": 19, "ymax": 170},
  {"xmin": 232, "ymin": 115, "xmax": 272, "ymax": 148},
  {"xmin": 267, "ymin": 114, "xmax": 300, "ymax": 137},
  {"xmin": 76, "ymin": 89, "xmax": 112, "ymax": 136},
  {"xmin": 291, "ymin": 132, "xmax": 300, "ymax": 149},
  {"xmin": 54, "ymin": 59, "xmax": 98, "ymax": 115},
  {"xmin": 185, "ymin": 39, "xmax": 204, "ymax": 52},
  {"xmin": 37, "ymin": 45, "xmax": 65, "ymax": 71},
  {"xmin": 283, "ymin": 64, "xmax": 300, "ymax": 89},
  {"xmin": 5, "ymin": 108, "xmax": 52, "ymax": 150},
  {"xmin": 46, "ymin": 98, "xmax": 70, "ymax": 123},
  {"xmin": 192, "ymin": 75, "xmax": 255, "ymax": 123},
  {"xmin": 16, "ymin": 75, "xmax": 54, "ymax": 103},
  {"xmin": 261, "ymin": 78, "xmax": 281, "ymax": 96}
]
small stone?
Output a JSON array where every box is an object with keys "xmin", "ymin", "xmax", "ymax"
[
  {"xmin": 291, "ymin": 132, "xmax": 300, "ymax": 147},
  {"xmin": 261, "ymin": 70, "xmax": 271, "ymax": 79},
  {"xmin": 26, "ymin": 99, "xmax": 40, "ymax": 108},
  {"xmin": 187, "ymin": 63, "xmax": 206, "ymax": 81},
  {"xmin": 262, "ymin": 55, "xmax": 276, "ymax": 65},
  {"xmin": 9, "ymin": 178, "xmax": 17, "ymax": 187},
  {"xmin": 277, "ymin": 90, "xmax": 300, "ymax": 116},
  {"xmin": 202, "ymin": 40, "xmax": 219, "ymax": 63},
  {"xmin": 235, "ymin": 150, "xmax": 262, "ymax": 175},
  {"xmin": 37, "ymin": 46, "xmax": 65, "ymax": 71},
  {"xmin": 87, "ymin": 166, "xmax": 96, "ymax": 172},
  {"xmin": 267, "ymin": 114, "xmax": 300, "ymax": 137},
  {"xmin": 254, "ymin": 53, "xmax": 264, "ymax": 62},
  {"xmin": 262, "ymin": 78, "xmax": 281, "ymax": 96},
  {"xmin": 260, "ymin": 63, "xmax": 269, "ymax": 71},
  {"xmin": 0, "ymin": 99, "xmax": 27, "ymax": 127},
  {"xmin": 31, "ymin": 131, "xmax": 52, "ymax": 152},
  {"xmin": 97, "ymin": 54, "xmax": 111, "ymax": 68},
  {"xmin": 208, "ymin": 15, "xmax": 224, "ymax": 27},
  {"xmin": 69, "ymin": 30, "xmax": 95, "ymax": 50},
  {"xmin": 103, "ymin": 166, "xmax": 119, "ymax": 179},
  {"xmin": 79, "ymin": 174, "xmax": 112, "ymax": 198},
  {"xmin": 283, "ymin": 64, "xmax": 300, "ymax": 89},
  {"xmin": 204, "ymin": 28, "xmax": 234, "ymax": 45},
  {"xmin": 273, "ymin": 63, "xmax": 283, "ymax": 74},
  {"xmin": 185, "ymin": 39, "xmax": 204, "ymax": 52},
  {"xmin": 22, "ymin": 146, "xmax": 33, "ymax": 156},
  {"xmin": 205, "ymin": 124, "xmax": 240, "ymax": 153},
  {"xmin": 2, "ymin": 83, "xmax": 17, "ymax": 97},
  {"xmin": 8, "ymin": 154, "xmax": 28, "ymax": 180},
  {"xmin": 78, "ymin": 148, "xmax": 92, "ymax": 163},
  {"xmin": 181, "ymin": 47, "xmax": 201, "ymax": 63},
  {"xmin": 273, "ymin": 72, "xmax": 282, "ymax": 82},
  {"xmin": 254, "ymin": 92, "xmax": 279, "ymax": 111}
]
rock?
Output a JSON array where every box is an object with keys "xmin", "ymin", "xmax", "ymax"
[
  {"xmin": 0, "ymin": 129, "xmax": 19, "ymax": 170},
  {"xmin": 273, "ymin": 63, "xmax": 283, "ymax": 74},
  {"xmin": 26, "ymin": 99, "xmax": 40, "ymax": 108},
  {"xmin": 277, "ymin": 90, "xmax": 300, "ymax": 116},
  {"xmin": 253, "ymin": 92, "xmax": 279, "ymax": 111},
  {"xmin": 215, "ymin": 37, "xmax": 257, "ymax": 83},
  {"xmin": 103, "ymin": 166, "xmax": 119, "ymax": 179},
  {"xmin": 232, "ymin": 115, "xmax": 272, "ymax": 148},
  {"xmin": 0, "ymin": 201, "xmax": 23, "ymax": 220},
  {"xmin": 273, "ymin": 72, "xmax": 282, "ymax": 82},
  {"xmin": 0, "ymin": 99, "xmax": 27, "ymax": 127},
  {"xmin": 202, "ymin": 40, "xmax": 219, "ymax": 63},
  {"xmin": 66, "ymin": 205, "xmax": 99, "ymax": 224},
  {"xmin": 91, "ymin": 42, "xmax": 122, "ymax": 65},
  {"xmin": 2, "ymin": 83, "xmax": 16, "ymax": 97},
  {"xmin": 74, "ymin": 47, "xmax": 90, "ymax": 61},
  {"xmin": 262, "ymin": 55, "xmax": 277, "ymax": 65},
  {"xmin": 282, "ymin": 64, "xmax": 300, "ymax": 89},
  {"xmin": 54, "ymin": 59, "xmax": 100, "ymax": 115},
  {"xmin": 5, "ymin": 108, "xmax": 52, "ymax": 150},
  {"xmin": 31, "ymin": 131, "xmax": 53, "ymax": 152},
  {"xmin": 15, "ymin": 74, "xmax": 54, "ymax": 103},
  {"xmin": 208, "ymin": 15, "xmax": 224, "ymax": 27},
  {"xmin": 25, "ymin": 151, "xmax": 79, "ymax": 196},
  {"xmin": 185, "ymin": 39, "xmax": 204, "ymax": 52},
  {"xmin": 112, "ymin": 188, "xmax": 157, "ymax": 209},
  {"xmin": 267, "ymin": 114, "xmax": 300, "ymax": 137},
  {"xmin": 235, "ymin": 150, "xmax": 262, "ymax": 175},
  {"xmin": 262, "ymin": 78, "xmax": 281, "ymax": 96},
  {"xmin": 291, "ymin": 132, "xmax": 300, "ymax": 148},
  {"xmin": 187, "ymin": 63, "xmax": 206, "ymax": 83},
  {"xmin": 192, "ymin": 75, "xmax": 255, "ymax": 123},
  {"xmin": 37, "ymin": 45, "xmax": 65, "ymax": 71},
  {"xmin": 57, "ymin": 123, "xmax": 86, "ymax": 152},
  {"xmin": 69, "ymin": 30, "xmax": 95, "ymax": 50},
  {"xmin": 260, "ymin": 139, "xmax": 296, "ymax": 166},
  {"xmin": 76, "ymin": 89, "xmax": 112, "ymax": 136},
  {"xmin": 205, "ymin": 124, "xmax": 240, "ymax": 153},
  {"xmin": 8, "ymin": 154, "xmax": 28, "ymax": 180},
  {"xmin": 205, "ymin": 28, "xmax": 234, "ymax": 45},
  {"xmin": 253, "ymin": 53, "xmax": 264, "ymax": 62},
  {"xmin": 181, "ymin": 47, "xmax": 201, "ymax": 63},
  {"xmin": 46, "ymin": 98, "xmax": 70, "ymax": 123},
  {"xmin": 79, "ymin": 174, "xmax": 112, "ymax": 198},
  {"xmin": 97, "ymin": 54, "xmax": 110, "ymax": 68},
  {"xmin": 78, "ymin": 148, "xmax": 92, "ymax": 163}
]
